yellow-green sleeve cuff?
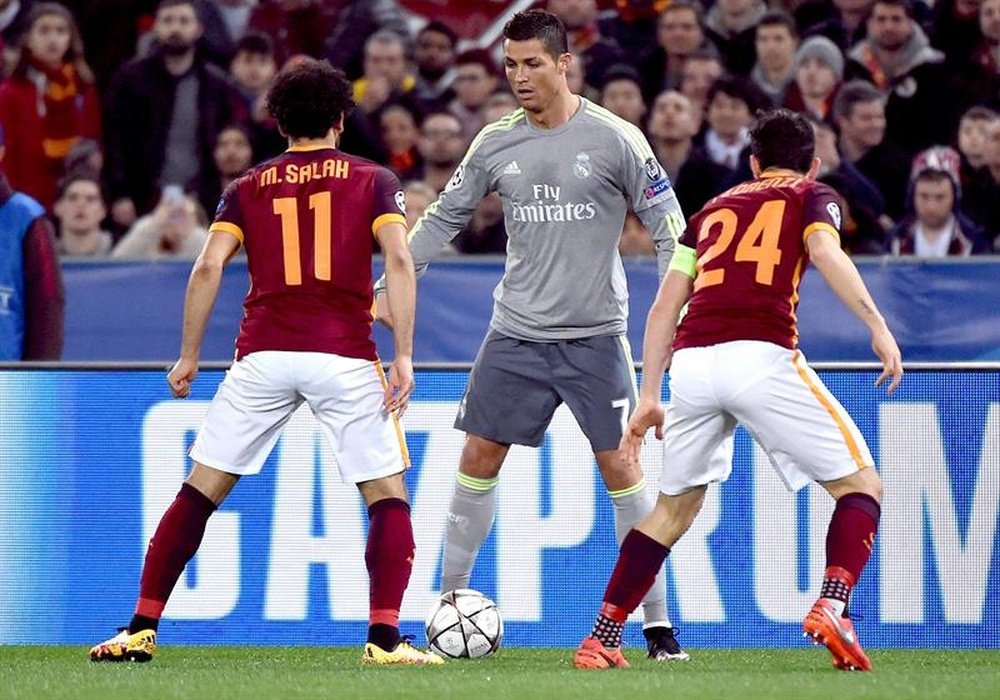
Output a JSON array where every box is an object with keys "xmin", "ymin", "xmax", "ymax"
[{"xmin": 668, "ymin": 243, "xmax": 697, "ymax": 279}]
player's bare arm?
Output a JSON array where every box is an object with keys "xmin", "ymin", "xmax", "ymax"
[
  {"xmin": 167, "ymin": 231, "xmax": 241, "ymax": 398},
  {"xmin": 376, "ymin": 220, "xmax": 416, "ymax": 415},
  {"xmin": 806, "ymin": 229, "xmax": 903, "ymax": 393},
  {"xmin": 621, "ymin": 267, "xmax": 694, "ymax": 463}
]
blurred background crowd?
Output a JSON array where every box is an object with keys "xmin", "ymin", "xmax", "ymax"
[{"xmin": 0, "ymin": 0, "xmax": 997, "ymax": 266}]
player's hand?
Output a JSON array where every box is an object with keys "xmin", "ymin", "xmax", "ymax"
[
  {"xmin": 167, "ymin": 357, "xmax": 198, "ymax": 398},
  {"xmin": 619, "ymin": 397, "xmax": 666, "ymax": 465},
  {"xmin": 384, "ymin": 355, "xmax": 414, "ymax": 417},
  {"xmin": 374, "ymin": 291, "xmax": 393, "ymax": 330},
  {"xmin": 871, "ymin": 327, "xmax": 903, "ymax": 394}
]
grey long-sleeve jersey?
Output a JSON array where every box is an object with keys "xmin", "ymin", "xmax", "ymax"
[{"xmin": 391, "ymin": 97, "xmax": 686, "ymax": 341}]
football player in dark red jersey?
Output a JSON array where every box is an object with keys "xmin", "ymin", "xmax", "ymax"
[
  {"xmin": 574, "ymin": 109, "xmax": 902, "ymax": 672},
  {"xmin": 91, "ymin": 59, "xmax": 442, "ymax": 667}
]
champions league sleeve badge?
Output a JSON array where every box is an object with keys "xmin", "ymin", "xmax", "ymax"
[
  {"xmin": 394, "ymin": 190, "xmax": 406, "ymax": 214},
  {"xmin": 644, "ymin": 157, "xmax": 663, "ymax": 181},
  {"xmin": 826, "ymin": 201, "xmax": 842, "ymax": 230}
]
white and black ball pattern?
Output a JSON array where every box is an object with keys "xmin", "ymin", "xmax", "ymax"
[{"xmin": 425, "ymin": 589, "xmax": 503, "ymax": 659}]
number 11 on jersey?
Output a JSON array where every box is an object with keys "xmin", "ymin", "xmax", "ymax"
[{"xmin": 273, "ymin": 192, "xmax": 333, "ymax": 285}]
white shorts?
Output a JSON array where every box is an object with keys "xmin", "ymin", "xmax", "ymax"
[
  {"xmin": 659, "ymin": 340, "xmax": 874, "ymax": 495},
  {"xmin": 189, "ymin": 351, "xmax": 409, "ymax": 483}
]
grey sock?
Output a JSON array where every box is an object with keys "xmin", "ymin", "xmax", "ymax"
[
  {"xmin": 612, "ymin": 485, "xmax": 671, "ymax": 627},
  {"xmin": 441, "ymin": 474, "xmax": 498, "ymax": 593}
]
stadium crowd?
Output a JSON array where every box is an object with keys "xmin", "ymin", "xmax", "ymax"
[{"xmin": 0, "ymin": 0, "xmax": 997, "ymax": 260}]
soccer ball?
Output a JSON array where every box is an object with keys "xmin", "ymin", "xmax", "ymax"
[{"xmin": 425, "ymin": 589, "xmax": 503, "ymax": 659}]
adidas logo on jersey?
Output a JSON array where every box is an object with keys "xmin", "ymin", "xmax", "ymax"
[{"xmin": 502, "ymin": 161, "xmax": 522, "ymax": 176}]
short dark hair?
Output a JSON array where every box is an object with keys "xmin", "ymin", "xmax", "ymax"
[
  {"xmin": 757, "ymin": 10, "xmax": 798, "ymax": 37},
  {"xmin": 706, "ymin": 76, "xmax": 773, "ymax": 114},
  {"xmin": 962, "ymin": 105, "xmax": 998, "ymax": 123},
  {"xmin": 156, "ymin": 0, "xmax": 197, "ymax": 14},
  {"xmin": 419, "ymin": 20, "xmax": 459, "ymax": 47},
  {"xmin": 661, "ymin": 0, "xmax": 704, "ymax": 24},
  {"xmin": 235, "ymin": 30, "xmax": 274, "ymax": 57},
  {"xmin": 266, "ymin": 59, "xmax": 355, "ymax": 139},
  {"xmin": 832, "ymin": 79, "xmax": 884, "ymax": 121},
  {"xmin": 57, "ymin": 169, "xmax": 106, "ymax": 203},
  {"xmin": 871, "ymin": 0, "xmax": 914, "ymax": 18},
  {"xmin": 750, "ymin": 109, "xmax": 815, "ymax": 173},
  {"xmin": 503, "ymin": 9, "xmax": 568, "ymax": 59},
  {"xmin": 456, "ymin": 48, "xmax": 498, "ymax": 76}
]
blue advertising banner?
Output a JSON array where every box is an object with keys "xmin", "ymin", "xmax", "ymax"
[
  {"xmin": 0, "ymin": 367, "xmax": 997, "ymax": 649},
  {"xmin": 61, "ymin": 259, "xmax": 1000, "ymax": 363}
]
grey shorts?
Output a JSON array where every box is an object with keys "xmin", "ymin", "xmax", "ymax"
[{"xmin": 454, "ymin": 330, "xmax": 638, "ymax": 452}]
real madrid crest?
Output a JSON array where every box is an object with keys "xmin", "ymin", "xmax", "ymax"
[{"xmin": 574, "ymin": 152, "xmax": 592, "ymax": 179}]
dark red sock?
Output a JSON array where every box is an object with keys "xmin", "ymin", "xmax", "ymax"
[
  {"xmin": 133, "ymin": 483, "xmax": 217, "ymax": 625},
  {"xmin": 366, "ymin": 498, "xmax": 414, "ymax": 635},
  {"xmin": 825, "ymin": 492, "xmax": 881, "ymax": 585},
  {"xmin": 600, "ymin": 529, "xmax": 669, "ymax": 624}
]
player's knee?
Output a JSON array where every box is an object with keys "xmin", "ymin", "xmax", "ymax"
[{"xmin": 459, "ymin": 435, "xmax": 507, "ymax": 479}]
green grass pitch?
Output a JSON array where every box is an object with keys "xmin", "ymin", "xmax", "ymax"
[{"xmin": 2, "ymin": 647, "xmax": 998, "ymax": 700}]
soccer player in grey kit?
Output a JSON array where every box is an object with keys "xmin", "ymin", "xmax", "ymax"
[{"xmin": 377, "ymin": 9, "xmax": 689, "ymax": 660}]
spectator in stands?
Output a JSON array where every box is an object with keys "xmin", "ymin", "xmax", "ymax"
[
  {"xmin": 481, "ymin": 89, "xmax": 518, "ymax": 124},
  {"xmin": 600, "ymin": 0, "xmax": 667, "ymax": 65},
  {"xmin": 247, "ymin": 0, "xmax": 338, "ymax": 65},
  {"xmin": 64, "ymin": 136, "xmax": 103, "ymax": 176},
  {"xmin": 565, "ymin": 50, "xmax": 599, "ymax": 102},
  {"xmin": 230, "ymin": 31, "xmax": 277, "ymax": 117},
  {"xmin": 957, "ymin": 106, "xmax": 998, "ymax": 188},
  {"xmin": 952, "ymin": 0, "xmax": 1000, "ymax": 111},
  {"xmin": 845, "ymin": 0, "xmax": 951, "ymax": 152},
  {"xmin": 599, "ymin": 64, "xmax": 646, "ymax": 126},
  {"xmin": 833, "ymin": 79, "xmax": 910, "ymax": 221},
  {"xmin": 104, "ymin": 0, "xmax": 245, "ymax": 229},
  {"xmin": 322, "ymin": 0, "xmax": 409, "ymax": 80},
  {"xmin": 197, "ymin": 0, "xmax": 255, "ymax": 67},
  {"xmin": 964, "ymin": 116, "xmax": 1000, "ymax": 241},
  {"xmin": 0, "ymin": 123, "xmax": 63, "ymax": 360},
  {"xmin": 112, "ymin": 186, "xmax": 208, "ymax": 259},
  {"xmin": 198, "ymin": 122, "xmax": 252, "ymax": 216},
  {"xmin": 704, "ymin": 0, "xmax": 767, "ymax": 76},
  {"xmin": 402, "ymin": 179, "xmax": 436, "ymax": 233},
  {"xmin": 353, "ymin": 29, "xmax": 416, "ymax": 117},
  {"xmin": 411, "ymin": 20, "xmax": 458, "ymax": 113},
  {"xmin": 547, "ymin": 0, "xmax": 626, "ymax": 90},
  {"xmin": 229, "ymin": 30, "xmax": 282, "ymax": 160},
  {"xmin": 751, "ymin": 10, "xmax": 799, "ymax": 105},
  {"xmin": 54, "ymin": 170, "xmax": 113, "ymax": 257},
  {"xmin": 415, "ymin": 111, "xmax": 465, "ymax": 194},
  {"xmin": 449, "ymin": 49, "xmax": 499, "ymax": 142},
  {"xmin": 930, "ymin": 0, "xmax": 984, "ymax": 66},
  {"xmin": 810, "ymin": 116, "xmax": 889, "ymax": 253},
  {"xmin": 636, "ymin": 1, "xmax": 707, "ymax": 104},
  {"xmin": 703, "ymin": 76, "xmax": 770, "ymax": 169},
  {"xmin": 805, "ymin": 0, "xmax": 873, "ymax": 52},
  {"xmin": 889, "ymin": 148, "xmax": 990, "ymax": 256},
  {"xmin": 646, "ymin": 89, "xmax": 731, "ymax": 217},
  {"xmin": 679, "ymin": 46, "xmax": 726, "ymax": 120},
  {"xmin": 784, "ymin": 35, "xmax": 844, "ymax": 123},
  {"xmin": 380, "ymin": 103, "xmax": 421, "ymax": 181},
  {"xmin": 0, "ymin": 0, "xmax": 32, "ymax": 79},
  {"xmin": 0, "ymin": 3, "xmax": 102, "ymax": 211}
]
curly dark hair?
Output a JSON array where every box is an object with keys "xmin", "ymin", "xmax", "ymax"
[
  {"xmin": 750, "ymin": 109, "xmax": 815, "ymax": 174},
  {"xmin": 503, "ymin": 9, "xmax": 567, "ymax": 59},
  {"xmin": 266, "ymin": 59, "xmax": 355, "ymax": 140}
]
